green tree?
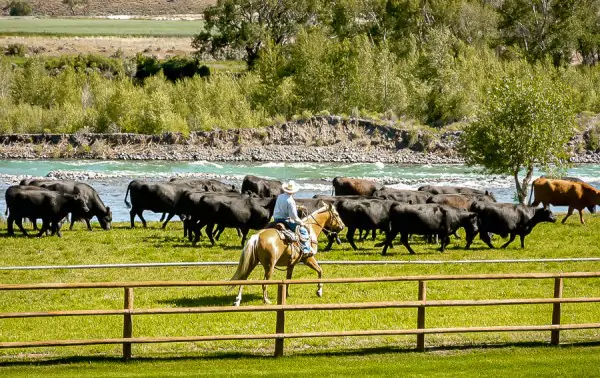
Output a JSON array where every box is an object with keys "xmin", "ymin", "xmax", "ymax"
[
  {"xmin": 62, "ymin": 0, "xmax": 88, "ymax": 16},
  {"xmin": 459, "ymin": 72, "xmax": 575, "ymax": 203},
  {"xmin": 192, "ymin": 0, "xmax": 322, "ymax": 68},
  {"xmin": 7, "ymin": 0, "xmax": 32, "ymax": 16}
]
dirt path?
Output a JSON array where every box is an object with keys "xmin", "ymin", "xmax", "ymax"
[{"xmin": 1, "ymin": 36, "xmax": 194, "ymax": 58}]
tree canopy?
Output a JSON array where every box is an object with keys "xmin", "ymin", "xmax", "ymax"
[{"xmin": 459, "ymin": 72, "xmax": 576, "ymax": 203}]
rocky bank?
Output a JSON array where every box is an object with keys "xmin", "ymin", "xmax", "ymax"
[{"xmin": 1, "ymin": 116, "xmax": 599, "ymax": 164}]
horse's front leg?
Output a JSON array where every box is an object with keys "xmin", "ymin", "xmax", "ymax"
[{"xmin": 304, "ymin": 256, "xmax": 323, "ymax": 297}]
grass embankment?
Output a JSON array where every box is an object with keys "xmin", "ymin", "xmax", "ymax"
[
  {"xmin": 1, "ymin": 217, "xmax": 600, "ymax": 371},
  {"xmin": 0, "ymin": 18, "xmax": 205, "ymax": 37}
]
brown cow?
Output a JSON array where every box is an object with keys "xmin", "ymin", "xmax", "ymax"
[
  {"xmin": 332, "ymin": 177, "xmax": 384, "ymax": 196},
  {"xmin": 530, "ymin": 178, "xmax": 600, "ymax": 224}
]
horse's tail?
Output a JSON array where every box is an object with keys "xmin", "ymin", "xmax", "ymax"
[
  {"xmin": 229, "ymin": 234, "xmax": 259, "ymax": 289},
  {"xmin": 528, "ymin": 182, "xmax": 535, "ymax": 206},
  {"xmin": 124, "ymin": 182, "xmax": 132, "ymax": 209}
]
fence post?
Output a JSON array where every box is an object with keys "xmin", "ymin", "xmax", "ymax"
[
  {"xmin": 417, "ymin": 280, "xmax": 427, "ymax": 352},
  {"xmin": 123, "ymin": 287, "xmax": 134, "ymax": 360},
  {"xmin": 551, "ymin": 277, "xmax": 564, "ymax": 346},
  {"xmin": 274, "ymin": 283, "xmax": 287, "ymax": 357}
]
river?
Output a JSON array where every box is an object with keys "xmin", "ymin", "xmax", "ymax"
[{"xmin": 1, "ymin": 160, "xmax": 599, "ymax": 222}]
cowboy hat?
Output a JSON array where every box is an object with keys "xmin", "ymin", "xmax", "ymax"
[{"xmin": 282, "ymin": 180, "xmax": 300, "ymax": 194}]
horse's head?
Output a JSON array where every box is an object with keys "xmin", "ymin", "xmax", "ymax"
[{"xmin": 317, "ymin": 200, "xmax": 345, "ymax": 233}]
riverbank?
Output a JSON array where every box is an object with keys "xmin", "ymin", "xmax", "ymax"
[{"xmin": 1, "ymin": 116, "xmax": 599, "ymax": 164}]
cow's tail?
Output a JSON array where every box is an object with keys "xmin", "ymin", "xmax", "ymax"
[
  {"xmin": 229, "ymin": 234, "xmax": 259, "ymax": 289},
  {"xmin": 528, "ymin": 183, "xmax": 535, "ymax": 206},
  {"xmin": 124, "ymin": 182, "xmax": 132, "ymax": 209}
]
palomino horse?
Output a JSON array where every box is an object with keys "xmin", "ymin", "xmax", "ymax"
[{"xmin": 230, "ymin": 201, "xmax": 345, "ymax": 306}]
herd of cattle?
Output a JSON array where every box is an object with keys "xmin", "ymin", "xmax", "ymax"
[{"xmin": 3, "ymin": 174, "xmax": 600, "ymax": 255}]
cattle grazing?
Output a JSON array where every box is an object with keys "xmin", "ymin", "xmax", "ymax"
[
  {"xmin": 372, "ymin": 189, "xmax": 431, "ymax": 204},
  {"xmin": 187, "ymin": 194, "xmax": 277, "ymax": 246},
  {"xmin": 469, "ymin": 202, "xmax": 556, "ymax": 249},
  {"xmin": 5, "ymin": 185, "xmax": 90, "ymax": 237},
  {"xmin": 531, "ymin": 177, "xmax": 599, "ymax": 220},
  {"xmin": 332, "ymin": 177, "xmax": 384, "ymax": 196},
  {"xmin": 241, "ymin": 175, "xmax": 282, "ymax": 198},
  {"xmin": 22, "ymin": 179, "xmax": 112, "ymax": 230},
  {"xmin": 418, "ymin": 185, "xmax": 497, "ymax": 202},
  {"xmin": 529, "ymin": 178, "xmax": 600, "ymax": 224},
  {"xmin": 381, "ymin": 204, "xmax": 479, "ymax": 255}
]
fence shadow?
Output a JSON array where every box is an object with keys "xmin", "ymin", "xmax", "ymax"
[{"xmin": 2, "ymin": 341, "xmax": 600, "ymax": 367}]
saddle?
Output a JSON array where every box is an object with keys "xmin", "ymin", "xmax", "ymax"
[{"xmin": 266, "ymin": 223, "xmax": 313, "ymax": 256}]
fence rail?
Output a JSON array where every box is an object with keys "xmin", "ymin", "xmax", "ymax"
[
  {"xmin": 2, "ymin": 272, "xmax": 600, "ymax": 359},
  {"xmin": 2, "ymin": 257, "xmax": 600, "ymax": 271}
]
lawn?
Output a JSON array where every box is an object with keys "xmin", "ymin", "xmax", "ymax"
[
  {"xmin": 0, "ymin": 18, "xmax": 205, "ymax": 37},
  {"xmin": 1, "ymin": 216, "xmax": 600, "ymax": 368}
]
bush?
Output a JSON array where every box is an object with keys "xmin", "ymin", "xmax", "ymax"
[
  {"xmin": 8, "ymin": 0, "xmax": 32, "ymax": 16},
  {"xmin": 5, "ymin": 43, "xmax": 27, "ymax": 57}
]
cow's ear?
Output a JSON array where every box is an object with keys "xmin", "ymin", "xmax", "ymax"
[
  {"xmin": 106, "ymin": 206, "xmax": 111, "ymax": 213},
  {"xmin": 317, "ymin": 200, "xmax": 325, "ymax": 208},
  {"xmin": 408, "ymin": 200, "xmax": 413, "ymax": 204},
  {"xmin": 485, "ymin": 190, "xmax": 490, "ymax": 196},
  {"xmin": 469, "ymin": 212, "xmax": 477, "ymax": 219}
]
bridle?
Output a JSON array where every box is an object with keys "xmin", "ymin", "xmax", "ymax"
[{"xmin": 305, "ymin": 205, "xmax": 343, "ymax": 236}]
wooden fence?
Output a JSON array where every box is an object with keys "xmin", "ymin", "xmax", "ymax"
[{"xmin": 1, "ymin": 272, "xmax": 600, "ymax": 359}]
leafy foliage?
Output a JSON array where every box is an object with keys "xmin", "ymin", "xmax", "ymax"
[
  {"xmin": 7, "ymin": 0, "xmax": 32, "ymax": 16},
  {"xmin": 459, "ymin": 70, "xmax": 576, "ymax": 203}
]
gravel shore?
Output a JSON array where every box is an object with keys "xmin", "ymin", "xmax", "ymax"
[{"xmin": 1, "ymin": 116, "xmax": 599, "ymax": 164}]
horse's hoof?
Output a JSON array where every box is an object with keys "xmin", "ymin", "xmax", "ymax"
[
  {"xmin": 233, "ymin": 300, "xmax": 241, "ymax": 307},
  {"xmin": 316, "ymin": 289, "xmax": 323, "ymax": 298},
  {"xmin": 264, "ymin": 299, "xmax": 272, "ymax": 305}
]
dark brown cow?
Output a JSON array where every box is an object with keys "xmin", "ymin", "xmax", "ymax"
[
  {"xmin": 427, "ymin": 193, "xmax": 495, "ymax": 210},
  {"xmin": 530, "ymin": 178, "xmax": 600, "ymax": 224},
  {"xmin": 332, "ymin": 177, "xmax": 383, "ymax": 196}
]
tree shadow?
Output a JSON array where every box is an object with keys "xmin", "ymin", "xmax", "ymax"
[{"xmin": 158, "ymin": 293, "xmax": 263, "ymax": 307}]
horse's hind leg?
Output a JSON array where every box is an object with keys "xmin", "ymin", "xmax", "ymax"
[
  {"xmin": 262, "ymin": 263, "xmax": 275, "ymax": 304},
  {"xmin": 304, "ymin": 256, "xmax": 323, "ymax": 297},
  {"xmin": 286, "ymin": 265, "xmax": 295, "ymax": 297}
]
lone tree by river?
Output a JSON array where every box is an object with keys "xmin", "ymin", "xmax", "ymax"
[{"xmin": 459, "ymin": 72, "xmax": 575, "ymax": 204}]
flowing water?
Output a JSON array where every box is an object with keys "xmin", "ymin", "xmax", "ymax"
[{"xmin": 1, "ymin": 159, "xmax": 599, "ymax": 222}]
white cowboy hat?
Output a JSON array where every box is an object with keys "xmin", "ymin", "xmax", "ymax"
[{"xmin": 282, "ymin": 180, "xmax": 300, "ymax": 194}]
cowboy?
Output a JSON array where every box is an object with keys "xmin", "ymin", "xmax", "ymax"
[{"xmin": 273, "ymin": 180, "xmax": 313, "ymax": 255}]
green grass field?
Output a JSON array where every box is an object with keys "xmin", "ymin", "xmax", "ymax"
[
  {"xmin": 1, "ymin": 217, "xmax": 600, "ymax": 375},
  {"xmin": 0, "ymin": 18, "xmax": 204, "ymax": 37}
]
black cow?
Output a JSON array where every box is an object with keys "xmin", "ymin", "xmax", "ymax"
[
  {"xmin": 159, "ymin": 178, "xmax": 238, "ymax": 224},
  {"xmin": 381, "ymin": 204, "xmax": 479, "ymax": 255},
  {"xmin": 174, "ymin": 190, "xmax": 252, "ymax": 241},
  {"xmin": 21, "ymin": 179, "xmax": 112, "ymax": 230},
  {"xmin": 426, "ymin": 193, "xmax": 495, "ymax": 210},
  {"xmin": 186, "ymin": 194, "xmax": 277, "ymax": 246},
  {"xmin": 418, "ymin": 185, "xmax": 496, "ymax": 202},
  {"xmin": 469, "ymin": 202, "xmax": 556, "ymax": 249},
  {"xmin": 241, "ymin": 175, "xmax": 282, "ymax": 198},
  {"xmin": 313, "ymin": 197, "xmax": 396, "ymax": 251},
  {"xmin": 125, "ymin": 180, "xmax": 216, "ymax": 229},
  {"xmin": 373, "ymin": 189, "xmax": 431, "ymax": 204},
  {"xmin": 5, "ymin": 185, "xmax": 90, "ymax": 237},
  {"xmin": 168, "ymin": 178, "xmax": 237, "ymax": 193},
  {"xmin": 332, "ymin": 177, "xmax": 384, "ymax": 196}
]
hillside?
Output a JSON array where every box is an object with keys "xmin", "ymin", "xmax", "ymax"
[{"xmin": 2, "ymin": 0, "xmax": 215, "ymax": 16}]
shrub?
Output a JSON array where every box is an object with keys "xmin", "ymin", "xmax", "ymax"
[
  {"xmin": 8, "ymin": 0, "xmax": 32, "ymax": 16},
  {"xmin": 5, "ymin": 43, "xmax": 27, "ymax": 57}
]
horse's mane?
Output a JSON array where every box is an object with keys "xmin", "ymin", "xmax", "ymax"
[{"xmin": 302, "ymin": 204, "xmax": 330, "ymax": 224}]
